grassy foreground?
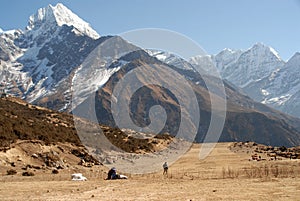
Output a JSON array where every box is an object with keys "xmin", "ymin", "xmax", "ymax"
[{"xmin": 0, "ymin": 143, "xmax": 299, "ymax": 201}]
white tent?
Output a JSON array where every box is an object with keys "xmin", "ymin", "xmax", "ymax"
[{"xmin": 71, "ymin": 173, "xmax": 87, "ymax": 181}]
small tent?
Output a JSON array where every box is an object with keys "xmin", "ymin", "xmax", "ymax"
[{"xmin": 71, "ymin": 173, "xmax": 87, "ymax": 181}]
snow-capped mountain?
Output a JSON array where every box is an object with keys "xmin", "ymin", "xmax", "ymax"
[
  {"xmin": 0, "ymin": 3, "xmax": 105, "ymax": 107},
  {"xmin": 213, "ymin": 43, "xmax": 285, "ymax": 88},
  {"xmin": 190, "ymin": 43, "xmax": 300, "ymax": 119}
]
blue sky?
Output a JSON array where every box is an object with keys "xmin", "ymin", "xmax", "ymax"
[{"xmin": 1, "ymin": 0, "xmax": 299, "ymax": 60}]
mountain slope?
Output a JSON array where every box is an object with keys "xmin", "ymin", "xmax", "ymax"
[
  {"xmin": 74, "ymin": 48, "xmax": 300, "ymax": 147},
  {"xmin": 191, "ymin": 43, "xmax": 300, "ymax": 119},
  {"xmin": 0, "ymin": 97, "xmax": 80, "ymax": 147},
  {"xmin": 261, "ymin": 53, "xmax": 300, "ymax": 117}
]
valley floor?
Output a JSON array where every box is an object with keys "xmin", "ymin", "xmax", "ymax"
[{"xmin": 0, "ymin": 143, "xmax": 299, "ymax": 201}]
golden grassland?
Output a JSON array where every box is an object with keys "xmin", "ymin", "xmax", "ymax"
[{"xmin": 0, "ymin": 143, "xmax": 299, "ymax": 201}]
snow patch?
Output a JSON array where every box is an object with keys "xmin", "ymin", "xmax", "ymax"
[
  {"xmin": 269, "ymin": 47, "xmax": 282, "ymax": 61},
  {"xmin": 26, "ymin": 78, "xmax": 48, "ymax": 102},
  {"xmin": 261, "ymin": 89, "xmax": 269, "ymax": 96},
  {"xmin": 268, "ymin": 68, "xmax": 280, "ymax": 81},
  {"xmin": 263, "ymin": 94, "xmax": 292, "ymax": 106},
  {"xmin": 3, "ymin": 29, "xmax": 16, "ymax": 35},
  {"xmin": 156, "ymin": 54, "xmax": 167, "ymax": 61},
  {"xmin": 146, "ymin": 50, "xmax": 169, "ymax": 62}
]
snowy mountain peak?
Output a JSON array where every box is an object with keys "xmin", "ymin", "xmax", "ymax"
[
  {"xmin": 251, "ymin": 42, "xmax": 275, "ymax": 51},
  {"xmin": 252, "ymin": 42, "xmax": 266, "ymax": 48},
  {"xmin": 0, "ymin": 27, "xmax": 3, "ymax": 33},
  {"xmin": 26, "ymin": 3, "xmax": 99, "ymax": 39},
  {"xmin": 249, "ymin": 43, "xmax": 282, "ymax": 61}
]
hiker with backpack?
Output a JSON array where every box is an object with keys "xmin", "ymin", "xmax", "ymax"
[
  {"xmin": 106, "ymin": 167, "xmax": 119, "ymax": 180},
  {"xmin": 106, "ymin": 167, "xmax": 128, "ymax": 180}
]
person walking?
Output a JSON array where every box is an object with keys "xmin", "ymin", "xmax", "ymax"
[{"xmin": 163, "ymin": 162, "xmax": 168, "ymax": 175}]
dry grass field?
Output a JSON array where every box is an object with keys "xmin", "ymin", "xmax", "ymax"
[{"xmin": 0, "ymin": 143, "xmax": 299, "ymax": 201}]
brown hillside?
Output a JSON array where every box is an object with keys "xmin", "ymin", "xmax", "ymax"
[
  {"xmin": 0, "ymin": 97, "xmax": 80, "ymax": 147},
  {"xmin": 0, "ymin": 97, "xmax": 172, "ymax": 154}
]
